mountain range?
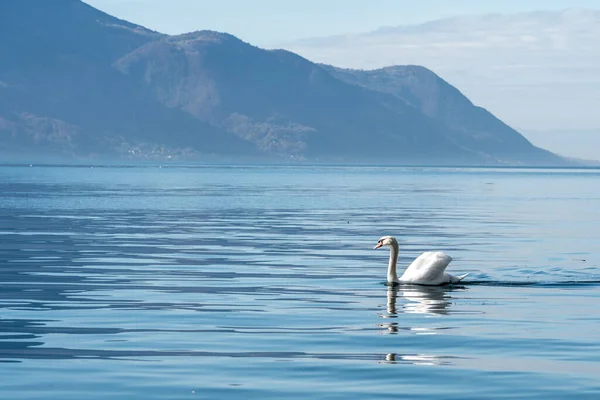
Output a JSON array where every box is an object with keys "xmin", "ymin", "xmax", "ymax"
[
  {"xmin": 0, "ymin": 0, "xmax": 568, "ymax": 165},
  {"xmin": 282, "ymin": 9, "xmax": 600, "ymax": 160}
]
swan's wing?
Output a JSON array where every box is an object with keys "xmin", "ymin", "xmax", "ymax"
[{"xmin": 400, "ymin": 251, "xmax": 452, "ymax": 284}]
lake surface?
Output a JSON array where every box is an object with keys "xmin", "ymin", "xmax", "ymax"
[{"xmin": 1, "ymin": 164, "xmax": 599, "ymax": 399}]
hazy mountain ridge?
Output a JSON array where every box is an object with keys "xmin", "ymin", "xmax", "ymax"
[
  {"xmin": 320, "ymin": 65, "xmax": 557, "ymax": 161},
  {"xmin": 0, "ymin": 0, "xmax": 570, "ymax": 164},
  {"xmin": 283, "ymin": 9, "xmax": 600, "ymax": 157}
]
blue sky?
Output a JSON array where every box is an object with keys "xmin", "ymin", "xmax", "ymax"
[{"xmin": 85, "ymin": 0, "xmax": 600, "ymax": 45}]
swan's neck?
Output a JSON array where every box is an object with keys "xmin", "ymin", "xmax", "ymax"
[{"xmin": 387, "ymin": 242, "xmax": 399, "ymax": 284}]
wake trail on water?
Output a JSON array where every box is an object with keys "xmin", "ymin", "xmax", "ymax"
[{"xmin": 456, "ymin": 279, "xmax": 600, "ymax": 288}]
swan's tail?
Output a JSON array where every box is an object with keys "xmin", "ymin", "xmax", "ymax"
[{"xmin": 450, "ymin": 273, "xmax": 469, "ymax": 283}]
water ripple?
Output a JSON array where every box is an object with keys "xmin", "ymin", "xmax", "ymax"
[{"xmin": 1, "ymin": 165, "xmax": 600, "ymax": 399}]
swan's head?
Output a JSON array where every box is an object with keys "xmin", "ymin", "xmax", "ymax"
[{"xmin": 374, "ymin": 236, "xmax": 398, "ymax": 250}]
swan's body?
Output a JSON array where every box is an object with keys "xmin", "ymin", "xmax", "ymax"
[{"xmin": 374, "ymin": 236, "xmax": 468, "ymax": 285}]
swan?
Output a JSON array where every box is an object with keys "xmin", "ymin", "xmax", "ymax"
[{"xmin": 374, "ymin": 236, "xmax": 468, "ymax": 285}]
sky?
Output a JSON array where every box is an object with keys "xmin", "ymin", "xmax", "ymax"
[
  {"xmin": 84, "ymin": 0, "xmax": 600, "ymax": 160},
  {"xmin": 85, "ymin": 0, "xmax": 600, "ymax": 46}
]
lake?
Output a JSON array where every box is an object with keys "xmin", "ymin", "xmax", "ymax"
[{"xmin": 1, "ymin": 164, "xmax": 599, "ymax": 399}]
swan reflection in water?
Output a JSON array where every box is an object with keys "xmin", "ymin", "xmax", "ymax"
[
  {"xmin": 386, "ymin": 285, "xmax": 457, "ymax": 315},
  {"xmin": 378, "ymin": 285, "xmax": 465, "ymax": 334},
  {"xmin": 379, "ymin": 352, "xmax": 453, "ymax": 366}
]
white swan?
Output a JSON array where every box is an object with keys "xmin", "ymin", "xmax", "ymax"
[{"xmin": 374, "ymin": 236, "xmax": 468, "ymax": 285}]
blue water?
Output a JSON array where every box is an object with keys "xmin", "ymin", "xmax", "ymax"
[{"xmin": 1, "ymin": 164, "xmax": 599, "ymax": 399}]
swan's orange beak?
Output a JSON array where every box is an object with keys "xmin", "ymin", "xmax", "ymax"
[{"xmin": 374, "ymin": 242, "xmax": 383, "ymax": 249}]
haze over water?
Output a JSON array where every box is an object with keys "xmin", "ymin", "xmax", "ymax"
[{"xmin": 1, "ymin": 164, "xmax": 599, "ymax": 399}]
